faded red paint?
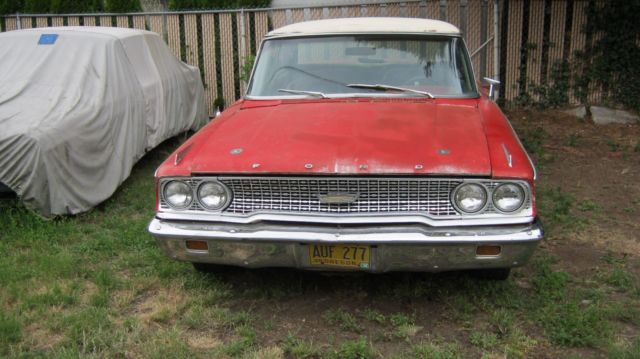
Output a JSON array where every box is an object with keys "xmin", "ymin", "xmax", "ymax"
[{"xmin": 157, "ymin": 97, "xmax": 534, "ymax": 184}]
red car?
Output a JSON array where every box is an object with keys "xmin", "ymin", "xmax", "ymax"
[{"xmin": 148, "ymin": 18, "xmax": 543, "ymax": 279}]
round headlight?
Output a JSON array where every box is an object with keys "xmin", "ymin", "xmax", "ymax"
[
  {"xmin": 493, "ymin": 183, "xmax": 525, "ymax": 212},
  {"xmin": 453, "ymin": 183, "xmax": 487, "ymax": 214},
  {"xmin": 197, "ymin": 181, "xmax": 231, "ymax": 211},
  {"xmin": 163, "ymin": 180, "xmax": 193, "ymax": 209}
]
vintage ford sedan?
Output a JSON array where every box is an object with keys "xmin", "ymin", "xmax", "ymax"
[{"xmin": 148, "ymin": 17, "xmax": 543, "ymax": 279}]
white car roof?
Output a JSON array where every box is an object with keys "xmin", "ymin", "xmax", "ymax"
[
  {"xmin": 1, "ymin": 26, "xmax": 154, "ymax": 40},
  {"xmin": 266, "ymin": 17, "xmax": 461, "ymax": 38}
]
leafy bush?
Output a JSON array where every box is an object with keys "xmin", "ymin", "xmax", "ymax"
[{"xmin": 582, "ymin": 0, "xmax": 640, "ymax": 112}]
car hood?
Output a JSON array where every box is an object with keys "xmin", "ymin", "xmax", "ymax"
[{"xmin": 184, "ymin": 99, "xmax": 491, "ymax": 176}]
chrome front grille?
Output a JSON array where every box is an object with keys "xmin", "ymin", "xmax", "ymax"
[
  {"xmin": 220, "ymin": 177, "xmax": 461, "ymax": 216},
  {"xmin": 158, "ymin": 176, "xmax": 532, "ymax": 218}
]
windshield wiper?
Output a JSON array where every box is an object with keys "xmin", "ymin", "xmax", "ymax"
[
  {"xmin": 278, "ymin": 89, "xmax": 327, "ymax": 98},
  {"xmin": 346, "ymin": 83, "xmax": 434, "ymax": 98}
]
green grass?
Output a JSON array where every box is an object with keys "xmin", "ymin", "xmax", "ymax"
[
  {"xmin": 282, "ymin": 334, "xmax": 321, "ymax": 358},
  {"xmin": 0, "ymin": 137, "xmax": 638, "ymax": 358},
  {"xmin": 323, "ymin": 308, "xmax": 363, "ymax": 333},
  {"xmin": 331, "ymin": 336, "xmax": 374, "ymax": 359}
]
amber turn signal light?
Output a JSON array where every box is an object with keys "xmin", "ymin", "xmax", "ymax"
[
  {"xmin": 186, "ymin": 240, "xmax": 208, "ymax": 251},
  {"xmin": 476, "ymin": 245, "xmax": 501, "ymax": 256}
]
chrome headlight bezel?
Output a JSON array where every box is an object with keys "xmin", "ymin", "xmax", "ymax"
[
  {"xmin": 492, "ymin": 183, "xmax": 526, "ymax": 213},
  {"xmin": 161, "ymin": 180, "xmax": 193, "ymax": 210},
  {"xmin": 451, "ymin": 182, "xmax": 489, "ymax": 214},
  {"xmin": 196, "ymin": 180, "xmax": 232, "ymax": 212}
]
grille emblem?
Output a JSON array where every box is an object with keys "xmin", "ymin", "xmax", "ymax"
[{"xmin": 318, "ymin": 193, "xmax": 359, "ymax": 204}]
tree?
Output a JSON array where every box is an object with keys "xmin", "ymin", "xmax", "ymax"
[
  {"xmin": 168, "ymin": 0, "xmax": 269, "ymax": 10},
  {"xmin": 0, "ymin": 0, "xmax": 24, "ymax": 15},
  {"xmin": 104, "ymin": 0, "xmax": 141, "ymax": 12}
]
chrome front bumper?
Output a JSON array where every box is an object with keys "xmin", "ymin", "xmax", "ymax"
[{"xmin": 148, "ymin": 218, "xmax": 543, "ymax": 273}]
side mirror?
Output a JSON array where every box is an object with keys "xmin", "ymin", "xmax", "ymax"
[{"xmin": 483, "ymin": 77, "xmax": 501, "ymax": 100}]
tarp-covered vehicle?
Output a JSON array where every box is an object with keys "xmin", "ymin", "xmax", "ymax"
[{"xmin": 0, "ymin": 27, "xmax": 208, "ymax": 217}]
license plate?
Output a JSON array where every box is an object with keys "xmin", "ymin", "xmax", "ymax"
[{"xmin": 308, "ymin": 244, "xmax": 370, "ymax": 269}]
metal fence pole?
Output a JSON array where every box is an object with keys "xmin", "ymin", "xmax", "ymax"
[
  {"xmin": 16, "ymin": 13, "xmax": 21, "ymax": 30},
  {"xmin": 239, "ymin": 8, "xmax": 247, "ymax": 90},
  {"xmin": 493, "ymin": 0, "xmax": 500, "ymax": 98}
]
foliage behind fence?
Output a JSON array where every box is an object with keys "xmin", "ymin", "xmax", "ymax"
[{"xmin": 0, "ymin": 0, "xmax": 618, "ymax": 116}]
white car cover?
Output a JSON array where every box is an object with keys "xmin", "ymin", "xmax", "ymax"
[{"xmin": 0, "ymin": 27, "xmax": 207, "ymax": 217}]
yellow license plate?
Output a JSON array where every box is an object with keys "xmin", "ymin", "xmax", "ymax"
[{"xmin": 308, "ymin": 244, "xmax": 370, "ymax": 269}]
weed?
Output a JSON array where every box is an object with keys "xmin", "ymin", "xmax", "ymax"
[
  {"xmin": 282, "ymin": 334, "xmax": 320, "ymax": 358},
  {"xmin": 0, "ymin": 313, "xmax": 22, "ymax": 350},
  {"xmin": 89, "ymin": 289, "xmax": 110, "ymax": 308},
  {"xmin": 608, "ymin": 338, "xmax": 640, "ymax": 359},
  {"xmin": 502, "ymin": 327, "xmax": 538, "ymax": 358},
  {"xmin": 214, "ymin": 307, "xmax": 252, "ymax": 329},
  {"xmin": 520, "ymin": 126, "xmax": 547, "ymax": 160},
  {"xmin": 24, "ymin": 284, "xmax": 79, "ymax": 310},
  {"xmin": 540, "ymin": 301, "xmax": 608, "ymax": 347},
  {"xmin": 390, "ymin": 313, "xmax": 414, "ymax": 327},
  {"xmin": 606, "ymin": 138, "xmax": 622, "ymax": 152},
  {"xmin": 531, "ymin": 256, "xmax": 570, "ymax": 300},
  {"xmin": 323, "ymin": 308, "xmax": 362, "ymax": 333},
  {"xmin": 394, "ymin": 324, "xmax": 423, "ymax": 340},
  {"xmin": 566, "ymin": 133, "xmax": 580, "ymax": 147},
  {"xmin": 577, "ymin": 200, "xmax": 600, "ymax": 212},
  {"xmin": 408, "ymin": 341, "xmax": 463, "ymax": 359},
  {"xmin": 60, "ymin": 307, "xmax": 114, "ymax": 352},
  {"xmin": 489, "ymin": 309, "xmax": 515, "ymax": 336},
  {"xmin": 635, "ymin": 141, "xmax": 640, "ymax": 153},
  {"xmin": 221, "ymin": 325, "xmax": 257, "ymax": 356},
  {"xmin": 141, "ymin": 328, "xmax": 192, "ymax": 359},
  {"xmin": 537, "ymin": 187, "xmax": 588, "ymax": 229},
  {"xmin": 362, "ymin": 308, "xmax": 385, "ymax": 324},
  {"xmin": 604, "ymin": 266, "xmax": 634, "ymax": 291},
  {"xmin": 469, "ymin": 331, "xmax": 498, "ymax": 350},
  {"xmin": 606, "ymin": 300, "xmax": 640, "ymax": 326},
  {"xmin": 242, "ymin": 346, "xmax": 285, "ymax": 359},
  {"xmin": 150, "ymin": 308, "xmax": 172, "ymax": 324},
  {"xmin": 332, "ymin": 336, "xmax": 374, "ymax": 359}
]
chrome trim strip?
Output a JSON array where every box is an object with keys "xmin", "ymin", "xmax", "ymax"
[
  {"xmin": 155, "ymin": 212, "xmax": 535, "ymax": 227},
  {"xmin": 502, "ymin": 143, "xmax": 513, "ymax": 168},
  {"xmin": 504, "ymin": 118, "xmax": 538, "ymax": 180}
]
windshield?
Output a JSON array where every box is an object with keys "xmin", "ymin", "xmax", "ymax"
[{"xmin": 247, "ymin": 35, "xmax": 477, "ymax": 98}]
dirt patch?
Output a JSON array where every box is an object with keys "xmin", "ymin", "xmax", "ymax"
[
  {"xmin": 185, "ymin": 331, "xmax": 223, "ymax": 350},
  {"xmin": 26, "ymin": 324, "xmax": 65, "ymax": 351},
  {"xmin": 128, "ymin": 286, "xmax": 187, "ymax": 326},
  {"xmin": 508, "ymin": 108, "xmax": 640, "ymax": 255}
]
